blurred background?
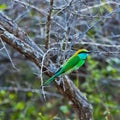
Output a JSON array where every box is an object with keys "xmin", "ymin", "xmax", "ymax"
[{"xmin": 0, "ymin": 0, "xmax": 120, "ymax": 120}]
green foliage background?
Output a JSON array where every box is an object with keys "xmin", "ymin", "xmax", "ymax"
[{"xmin": 0, "ymin": 0, "xmax": 120, "ymax": 120}]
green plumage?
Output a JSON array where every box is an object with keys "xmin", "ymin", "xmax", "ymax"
[{"xmin": 42, "ymin": 49, "xmax": 89, "ymax": 86}]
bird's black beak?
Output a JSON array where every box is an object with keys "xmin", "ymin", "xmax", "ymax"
[{"xmin": 87, "ymin": 51, "xmax": 91, "ymax": 54}]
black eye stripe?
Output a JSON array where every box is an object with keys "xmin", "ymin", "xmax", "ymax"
[{"xmin": 79, "ymin": 51, "xmax": 89, "ymax": 54}]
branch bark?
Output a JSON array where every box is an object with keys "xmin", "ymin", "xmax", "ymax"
[
  {"xmin": 0, "ymin": 12, "xmax": 93, "ymax": 120},
  {"xmin": 45, "ymin": 0, "xmax": 54, "ymax": 49}
]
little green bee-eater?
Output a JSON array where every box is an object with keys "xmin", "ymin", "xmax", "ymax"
[{"xmin": 43, "ymin": 49, "xmax": 90, "ymax": 86}]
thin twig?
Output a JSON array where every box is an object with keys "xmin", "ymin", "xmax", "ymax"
[
  {"xmin": 0, "ymin": 86, "xmax": 61, "ymax": 98},
  {"xmin": 53, "ymin": 0, "xmax": 74, "ymax": 17},
  {"xmin": 53, "ymin": 1, "xmax": 119, "ymax": 15},
  {"xmin": 108, "ymin": 34, "xmax": 120, "ymax": 39},
  {"xmin": 40, "ymin": 47, "xmax": 57, "ymax": 86},
  {"xmin": 45, "ymin": 0, "xmax": 54, "ymax": 49},
  {"xmin": 40, "ymin": 47, "xmax": 57, "ymax": 100},
  {"xmin": 51, "ymin": 41, "xmax": 120, "ymax": 50},
  {"xmin": 80, "ymin": 1, "xmax": 120, "ymax": 13},
  {"xmin": 80, "ymin": 41, "xmax": 120, "ymax": 48},
  {"xmin": 74, "ymin": 7, "xmax": 119, "ymax": 40},
  {"xmin": 0, "ymin": 47, "xmax": 4, "ymax": 51},
  {"xmin": 0, "ymin": 38, "xmax": 18, "ymax": 70},
  {"xmin": 14, "ymin": 0, "xmax": 48, "ymax": 17}
]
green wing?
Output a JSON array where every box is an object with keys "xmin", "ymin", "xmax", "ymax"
[
  {"xmin": 72, "ymin": 59, "xmax": 85, "ymax": 71},
  {"xmin": 59, "ymin": 55, "xmax": 80, "ymax": 74}
]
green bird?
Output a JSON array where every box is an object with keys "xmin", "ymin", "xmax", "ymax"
[{"xmin": 43, "ymin": 49, "xmax": 90, "ymax": 86}]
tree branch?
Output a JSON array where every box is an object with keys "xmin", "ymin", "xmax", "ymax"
[
  {"xmin": 0, "ymin": 12, "xmax": 93, "ymax": 120},
  {"xmin": 45, "ymin": 0, "xmax": 54, "ymax": 49}
]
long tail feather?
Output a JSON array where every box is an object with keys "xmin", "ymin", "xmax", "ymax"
[
  {"xmin": 43, "ymin": 75, "xmax": 57, "ymax": 86},
  {"xmin": 42, "ymin": 68, "xmax": 62, "ymax": 86}
]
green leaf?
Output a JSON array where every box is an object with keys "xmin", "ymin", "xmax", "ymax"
[
  {"xmin": 0, "ymin": 4, "xmax": 7, "ymax": 10},
  {"xmin": 38, "ymin": 112, "xmax": 49, "ymax": 120},
  {"xmin": 60, "ymin": 105, "xmax": 69, "ymax": 114},
  {"xmin": 15, "ymin": 102, "xmax": 25, "ymax": 110}
]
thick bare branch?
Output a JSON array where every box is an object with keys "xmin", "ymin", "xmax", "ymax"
[
  {"xmin": 0, "ymin": 13, "xmax": 93, "ymax": 120},
  {"xmin": 0, "ymin": 12, "xmax": 44, "ymax": 56},
  {"xmin": 57, "ymin": 76, "xmax": 93, "ymax": 120},
  {"xmin": 0, "ymin": 26, "xmax": 41, "ymax": 67}
]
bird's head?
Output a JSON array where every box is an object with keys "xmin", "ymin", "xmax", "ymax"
[{"xmin": 75, "ymin": 49, "xmax": 90, "ymax": 60}]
